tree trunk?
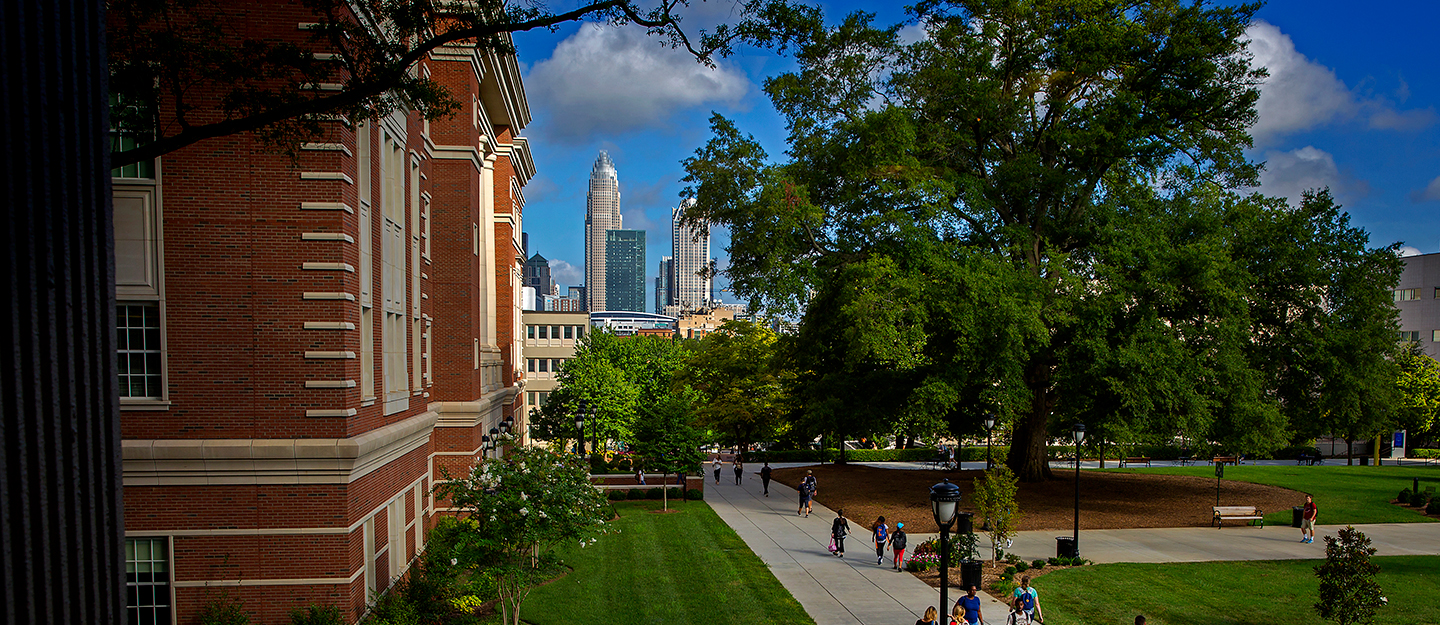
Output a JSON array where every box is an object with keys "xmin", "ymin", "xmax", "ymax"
[{"xmin": 1007, "ymin": 361, "xmax": 1055, "ymax": 482}]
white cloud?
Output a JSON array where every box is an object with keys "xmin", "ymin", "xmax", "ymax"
[
  {"xmin": 549, "ymin": 259, "xmax": 584, "ymax": 286},
  {"xmin": 525, "ymin": 24, "xmax": 749, "ymax": 142},
  {"xmin": 1243, "ymin": 22, "xmax": 1434, "ymax": 145},
  {"xmin": 1398, "ymin": 246, "xmax": 1423, "ymax": 257},
  {"xmin": 620, "ymin": 207, "xmax": 657, "ymax": 232},
  {"xmin": 1256, "ymin": 146, "xmax": 1368, "ymax": 205},
  {"xmin": 1411, "ymin": 175, "xmax": 1440, "ymax": 203}
]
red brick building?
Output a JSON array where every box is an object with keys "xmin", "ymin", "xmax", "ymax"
[{"xmin": 113, "ymin": 13, "xmax": 534, "ymax": 623}]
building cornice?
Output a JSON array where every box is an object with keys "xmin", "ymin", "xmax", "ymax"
[{"xmin": 122, "ymin": 411, "xmax": 438, "ymax": 486}]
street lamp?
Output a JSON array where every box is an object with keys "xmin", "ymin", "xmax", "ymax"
[
  {"xmin": 589, "ymin": 407, "xmax": 598, "ymax": 457},
  {"xmin": 983, "ymin": 413, "xmax": 996, "ymax": 470},
  {"xmin": 574, "ymin": 402, "xmax": 587, "ymax": 456},
  {"xmin": 1072, "ymin": 422, "xmax": 1086, "ymax": 557},
  {"xmin": 481, "ymin": 435, "xmax": 493, "ymax": 457},
  {"xmin": 930, "ymin": 479, "xmax": 963, "ymax": 615}
]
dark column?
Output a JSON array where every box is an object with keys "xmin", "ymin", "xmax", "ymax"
[{"xmin": 1, "ymin": 0, "xmax": 126, "ymax": 624}]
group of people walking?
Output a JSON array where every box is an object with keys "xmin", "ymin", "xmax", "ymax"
[{"xmin": 914, "ymin": 578, "xmax": 1043, "ymax": 625}]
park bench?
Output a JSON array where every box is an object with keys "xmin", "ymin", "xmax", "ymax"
[
  {"xmin": 1295, "ymin": 452, "xmax": 1323, "ymax": 466},
  {"xmin": 1212, "ymin": 505, "xmax": 1265, "ymax": 528},
  {"xmin": 1212, "ymin": 456, "xmax": 1240, "ymax": 466},
  {"xmin": 1120, "ymin": 457, "xmax": 1151, "ymax": 467}
]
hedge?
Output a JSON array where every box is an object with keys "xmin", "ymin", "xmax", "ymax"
[{"xmin": 1411, "ymin": 449, "xmax": 1440, "ymax": 459}]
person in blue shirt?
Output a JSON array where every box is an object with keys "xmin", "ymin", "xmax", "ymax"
[
  {"xmin": 1011, "ymin": 576, "xmax": 1042, "ymax": 622},
  {"xmin": 953, "ymin": 586, "xmax": 982, "ymax": 625}
]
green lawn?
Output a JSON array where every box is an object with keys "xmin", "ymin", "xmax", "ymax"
[
  {"xmin": 1098, "ymin": 465, "xmax": 1439, "ymax": 525},
  {"xmin": 517, "ymin": 500, "xmax": 814, "ymax": 625},
  {"xmin": 1034, "ymin": 556, "xmax": 1440, "ymax": 625}
]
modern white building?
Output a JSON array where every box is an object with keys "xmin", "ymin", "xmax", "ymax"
[
  {"xmin": 670, "ymin": 198, "xmax": 711, "ymax": 312},
  {"xmin": 589, "ymin": 311, "xmax": 677, "ymax": 337},
  {"xmin": 584, "ymin": 151, "xmax": 621, "ymax": 312},
  {"xmin": 1395, "ymin": 251, "xmax": 1440, "ymax": 359}
]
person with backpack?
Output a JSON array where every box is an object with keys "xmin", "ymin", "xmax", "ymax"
[
  {"xmin": 713, "ymin": 457, "xmax": 722, "ymax": 485},
  {"xmin": 890, "ymin": 522, "xmax": 908, "ymax": 571},
  {"xmin": 760, "ymin": 462, "xmax": 773, "ymax": 496},
  {"xmin": 871, "ymin": 516, "xmax": 889, "ymax": 565},
  {"xmin": 798, "ymin": 470, "xmax": 817, "ymax": 516},
  {"xmin": 1011, "ymin": 576, "xmax": 1041, "ymax": 623},
  {"xmin": 733, "ymin": 459, "xmax": 744, "ymax": 485},
  {"xmin": 831, "ymin": 508, "xmax": 849, "ymax": 557}
]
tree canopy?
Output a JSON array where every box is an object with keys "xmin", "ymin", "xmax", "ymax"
[{"xmin": 681, "ymin": 0, "xmax": 1402, "ymax": 480}]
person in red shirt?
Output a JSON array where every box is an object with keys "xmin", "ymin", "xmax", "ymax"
[{"xmin": 1301, "ymin": 494, "xmax": 1318, "ymax": 543}]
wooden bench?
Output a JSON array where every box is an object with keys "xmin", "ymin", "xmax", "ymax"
[
  {"xmin": 1213, "ymin": 456, "xmax": 1240, "ymax": 466},
  {"xmin": 1121, "ymin": 457, "xmax": 1151, "ymax": 467},
  {"xmin": 1212, "ymin": 506, "xmax": 1264, "ymax": 528}
]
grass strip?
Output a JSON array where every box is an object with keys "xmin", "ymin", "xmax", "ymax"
[
  {"xmin": 1034, "ymin": 555, "xmax": 1440, "ymax": 625},
  {"xmin": 1098, "ymin": 465, "xmax": 1439, "ymax": 525},
  {"xmin": 520, "ymin": 500, "xmax": 815, "ymax": 625}
]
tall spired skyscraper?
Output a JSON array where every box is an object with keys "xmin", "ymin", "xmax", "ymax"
[
  {"xmin": 584, "ymin": 151, "xmax": 621, "ymax": 311},
  {"xmin": 671, "ymin": 198, "xmax": 712, "ymax": 311}
]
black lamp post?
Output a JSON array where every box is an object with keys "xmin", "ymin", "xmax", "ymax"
[
  {"xmin": 574, "ymin": 410, "xmax": 585, "ymax": 456},
  {"xmin": 930, "ymin": 479, "xmax": 963, "ymax": 614},
  {"xmin": 589, "ymin": 407, "xmax": 598, "ymax": 457},
  {"xmin": 481, "ymin": 435, "xmax": 493, "ymax": 458},
  {"xmin": 983, "ymin": 413, "xmax": 996, "ymax": 470},
  {"xmin": 1072, "ymin": 422, "xmax": 1086, "ymax": 556}
]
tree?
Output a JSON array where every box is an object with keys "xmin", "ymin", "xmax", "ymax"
[
  {"xmin": 971, "ymin": 465, "xmax": 1021, "ymax": 564},
  {"xmin": 682, "ymin": 2, "xmax": 1400, "ymax": 480},
  {"xmin": 1314, "ymin": 526, "xmax": 1385, "ymax": 625},
  {"xmin": 674, "ymin": 319, "xmax": 789, "ymax": 449},
  {"xmin": 434, "ymin": 447, "xmax": 611, "ymax": 625},
  {"xmin": 107, "ymin": 0, "xmax": 822, "ymax": 166},
  {"xmin": 631, "ymin": 396, "xmax": 706, "ymax": 510},
  {"xmin": 1395, "ymin": 342, "xmax": 1440, "ymax": 439}
]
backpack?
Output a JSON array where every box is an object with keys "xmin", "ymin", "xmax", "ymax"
[
  {"xmin": 892, "ymin": 530, "xmax": 907, "ymax": 550},
  {"xmin": 1017, "ymin": 590, "xmax": 1035, "ymax": 611}
]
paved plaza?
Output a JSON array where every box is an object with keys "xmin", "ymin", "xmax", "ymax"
[{"xmin": 707, "ymin": 462, "xmax": 1440, "ymax": 625}]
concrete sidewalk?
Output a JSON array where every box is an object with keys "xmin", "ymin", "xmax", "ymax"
[
  {"xmin": 704, "ymin": 473, "xmax": 1012, "ymax": 625},
  {"xmin": 1004, "ymin": 522, "xmax": 1440, "ymax": 564}
]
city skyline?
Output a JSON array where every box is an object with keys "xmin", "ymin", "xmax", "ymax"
[{"xmin": 583, "ymin": 150, "xmax": 621, "ymax": 311}]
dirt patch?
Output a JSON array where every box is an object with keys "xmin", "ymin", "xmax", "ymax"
[{"xmin": 771, "ymin": 464, "xmax": 1306, "ymax": 533}]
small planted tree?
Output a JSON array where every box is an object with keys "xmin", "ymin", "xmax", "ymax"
[
  {"xmin": 632, "ymin": 396, "xmax": 706, "ymax": 511},
  {"xmin": 1315, "ymin": 526, "xmax": 1385, "ymax": 625},
  {"xmin": 435, "ymin": 446, "xmax": 611, "ymax": 625},
  {"xmin": 972, "ymin": 465, "xmax": 1022, "ymax": 564}
]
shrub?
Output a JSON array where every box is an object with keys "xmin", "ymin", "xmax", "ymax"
[
  {"xmin": 1428, "ymin": 499, "xmax": 1440, "ymax": 515},
  {"xmin": 289, "ymin": 605, "xmax": 343, "ymax": 625},
  {"xmin": 1031, "ymin": 559, "xmax": 1046, "ymax": 570},
  {"xmin": 1005, "ymin": 553, "xmax": 1022, "ymax": 565},
  {"xmin": 645, "ymin": 488, "xmax": 664, "ymax": 500},
  {"xmin": 1315, "ymin": 526, "xmax": 1384, "ymax": 625},
  {"xmin": 991, "ymin": 578, "xmax": 1017, "ymax": 595},
  {"xmin": 1015, "ymin": 561, "xmax": 1029, "ymax": 572},
  {"xmin": 607, "ymin": 489, "xmax": 627, "ymax": 501},
  {"xmin": 686, "ymin": 488, "xmax": 704, "ymax": 500},
  {"xmin": 1411, "ymin": 449, "xmax": 1440, "ymax": 459},
  {"xmin": 666, "ymin": 487, "xmax": 684, "ymax": 500},
  {"xmin": 1046, "ymin": 557, "xmax": 1060, "ymax": 566},
  {"xmin": 1004, "ymin": 565, "xmax": 1017, "ymax": 576},
  {"xmin": 197, "ymin": 595, "xmax": 250, "ymax": 625},
  {"xmin": 1410, "ymin": 491, "xmax": 1430, "ymax": 507},
  {"xmin": 627, "ymin": 488, "xmax": 645, "ymax": 500},
  {"xmin": 1399, "ymin": 488, "xmax": 1412, "ymax": 502}
]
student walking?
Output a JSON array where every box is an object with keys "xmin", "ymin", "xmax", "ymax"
[
  {"xmin": 872, "ymin": 516, "xmax": 889, "ymax": 565},
  {"xmin": 733, "ymin": 459, "xmax": 744, "ymax": 485},
  {"xmin": 1301, "ymin": 494, "xmax": 1318, "ymax": 543},
  {"xmin": 798, "ymin": 470, "xmax": 817, "ymax": 516},
  {"xmin": 760, "ymin": 462, "xmax": 772, "ymax": 496},
  {"xmin": 831, "ymin": 509, "xmax": 849, "ymax": 557},
  {"xmin": 953, "ymin": 586, "xmax": 983, "ymax": 625},
  {"xmin": 916, "ymin": 606, "xmax": 939, "ymax": 625},
  {"xmin": 713, "ymin": 458, "xmax": 722, "ymax": 485},
  {"xmin": 891, "ymin": 522, "xmax": 908, "ymax": 571},
  {"xmin": 1011, "ymin": 576, "xmax": 1041, "ymax": 622}
]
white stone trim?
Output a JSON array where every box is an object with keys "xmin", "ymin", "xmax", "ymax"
[
  {"xmin": 302, "ymin": 262, "xmax": 356, "ymax": 272},
  {"xmin": 305, "ymin": 380, "xmax": 358, "ymax": 388},
  {"xmin": 173, "ymin": 567, "xmax": 365, "ymax": 588},
  {"xmin": 302, "ymin": 232, "xmax": 355, "ymax": 242},
  {"xmin": 122, "ymin": 410, "xmax": 438, "ymax": 486},
  {"xmin": 305, "ymin": 408, "xmax": 358, "ymax": 417},
  {"xmin": 303, "ymin": 292, "xmax": 356, "ymax": 301},
  {"xmin": 305, "ymin": 351, "xmax": 356, "ymax": 359},
  {"xmin": 299, "ymin": 201, "xmax": 354, "ymax": 213},
  {"xmin": 304, "ymin": 322, "xmax": 356, "ymax": 330},
  {"xmin": 301, "ymin": 142, "xmax": 353, "ymax": 156},
  {"xmin": 299, "ymin": 172, "xmax": 354, "ymax": 184}
]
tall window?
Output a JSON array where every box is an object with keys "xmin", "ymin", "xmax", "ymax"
[
  {"xmin": 118, "ymin": 304, "xmax": 163, "ymax": 399},
  {"xmin": 564, "ymin": 325, "xmax": 573, "ymax": 340},
  {"xmin": 381, "ymin": 129, "xmax": 409, "ymax": 409},
  {"xmin": 358, "ymin": 121, "xmax": 375, "ymax": 399},
  {"xmin": 125, "ymin": 537, "xmax": 171, "ymax": 625}
]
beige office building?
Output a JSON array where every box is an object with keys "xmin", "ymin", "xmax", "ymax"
[
  {"xmin": 670, "ymin": 198, "xmax": 711, "ymax": 312},
  {"xmin": 522, "ymin": 311, "xmax": 590, "ymax": 415}
]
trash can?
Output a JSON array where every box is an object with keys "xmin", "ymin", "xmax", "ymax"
[
  {"xmin": 959, "ymin": 560, "xmax": 983, "ymax": 590},
  {"xmin": 1360, "ymin": 456, "xmax": 1370, "ymax": 466},
  {"xmin": 1292, "ymin": 506, "xmax": 1303, "ymax": 528},
  {"xmin": 1056, "ymin": 536, "xmax": 1077, "ymax": 559},
  {"xmin": 954, "ymin": 511, "xmax": 974, "ymax": 536}
]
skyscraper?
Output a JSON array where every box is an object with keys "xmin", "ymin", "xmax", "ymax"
[
  {"xmin": 605, "ymin": 230, "xmax": 647, "ymax": 312},
  {"xmin": 656, "ymin": 256, "xmax": 673, "ymax": 315},
  {"xmin": 671, "ymin": 198, "xmax": 712, "ymax": 311},
  {"xmin": 525, "ymin": 252, "xmax": 557, "ymax": 296},
  {"xmin": 584, "ymin": 151, "xmax": 621, "ymax": 312}
]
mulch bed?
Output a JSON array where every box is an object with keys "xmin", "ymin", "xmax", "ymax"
[{"xmin": 771, "ymin": 464, "xmax": 1307, "ymax": 534}]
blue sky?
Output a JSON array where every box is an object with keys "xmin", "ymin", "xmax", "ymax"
[{"xmin": 512, "ymin": 0, "xmax": 1440, "ymax": 311}]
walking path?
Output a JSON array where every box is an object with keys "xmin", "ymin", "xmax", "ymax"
[{"xmin": 705, "ymin": 472, "xmax": 1011, "ymax": 625}]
